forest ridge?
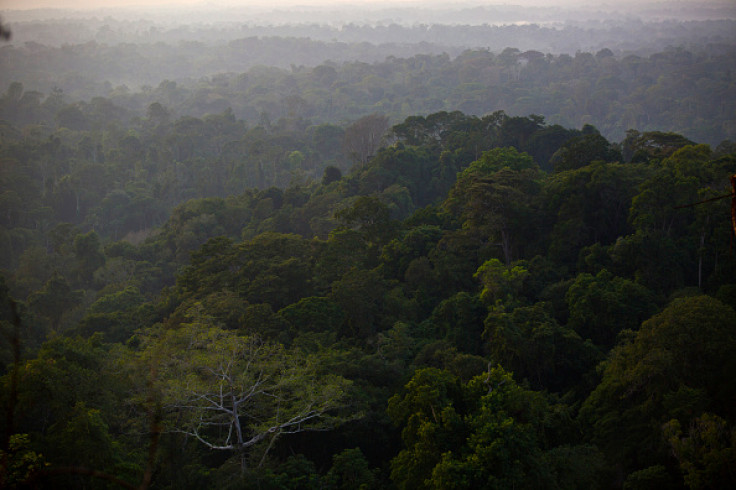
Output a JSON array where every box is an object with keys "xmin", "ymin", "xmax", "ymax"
[{"xmin": 1, "ymin": 4, "xmax": 736, "ymax": 490}]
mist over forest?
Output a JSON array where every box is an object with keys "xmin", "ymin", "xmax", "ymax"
[
  {"xmin": 2, "ymin": 1, "xmax": 736, "ymax": 144},
  {"xmin": 1, "ymin": 1, "xmax": 736, "ymax": 489}
]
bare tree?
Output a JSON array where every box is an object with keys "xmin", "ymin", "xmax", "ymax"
[
  {"xmin": 143, "ymin": 322, "xmax": 352, "ymax": 471},
  {"xmin": 343, "ymin": 114, "xmax": 389, "ymax": 166}
]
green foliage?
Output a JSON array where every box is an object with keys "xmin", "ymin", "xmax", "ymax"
[
  {"xmin": 323, "ymin": 447, "xmax": 380, "ymax": 490},
  {"xmin": 335, "ymin": 195, "xmax": 397, "ymax": 246},
  {"xmin": 0, "ymin": 274, "xmax": 20, "ymax": 371},
  {"xmin": 329, "ymin": 268, "xmax": 394, "ymax": 339},
  {"xmin": 173, "ymin": 232, "xmax": 316, "ymax": 315},
  {"xmin": 0, "ymin": 333, "xmax": 139, "ymax": 487},
  {"xmin": 0, "ymin": 434, "xmax": 48, "ymax": 489},
  {"xmin": 457, "ymin": 147, "xmax": 537, "ymax": 177},
  {"xmin": 540, "ymin": 445, "xmax": 606, "ymax": 490},
  {"xmin": 388, "ymin": 366, "xmax": 584, "ymax": 490},
  {"xmin": 475, "ymin": 258, "xmax": 529, "ymax": 307},
  {"xmin": 262, "ymin": 455, "xmax": 322, "ymax": 490},
  {"xmin": 26, "ymin": 271, "xmax": 82, "ymax": 331},
  {"xmin": 45, "ymin": 402, "xmax": 117, "ymax": 470},
  {"xmin": 279, "ymin": 296, "xmax": 345, "ymax": 335},
  {"xmin": 550, "ymin": 132, "xmax": 621, "ymax": 172},
  {"xmin": 322, "ymin": 165, "xmax": 343, "ymax": 186},
  {"xmin": 663, "ymin": 413, "xmax": 736, "ymax": 489},
  {"xmin": 411, "ymin": 341, "xmax": 488, "ymax": 382},
  {"xmin": 622, "ymin": 465, "xmax": 677, "ymax": 490},
  {"xmin": 623, "ymin": 130, "xmax": 695, "ymax": 163},
  {"xmin": 565, "ymin": 270, "xmax": 658, "ymax": 348},
  {"xmin": 381, "ymin": 225, "xmax": 443, "ymax": 282},
  {"xmin": 75, "ymin": 285, "xmax": 146, "ymax": 342},
  {"xmin": 386, "ymin": 367, "xmax": 464, "ymax": 489},
  {"xmin": 422, "ymin": 292, "xmax": 486, "ymax": 356},
  {"xmin": 73, "ymin": 231, "xmax": 106, "ymax": 284},
  {"xmin": 141, "ymin": 322, "xmax": 353, "ymax": 463},
  {"xmin": 6, "ymin": 334, "xmax": 119, "ymax": 429},
  {"xmin": 609, "ymin": 230, "xmax": 690, "ymax": 294},
  {"xmin": 0, "ymin": 70, "xmax": 733, "ymax": 489},
  {"xmin": 444, "ymin": 147, "xmax": 542, "ymax": 265},
  {"xmin": 544, "ymin": 162, "xmax": 645, "ymax": 264},
  {"xmin": 313, "ymin": 229, "xmax": 369, "ymax": 289},
  {"xmin": 485, "ymin": 302, "xmax": 601, "ymax": 393},
  {"xmin": 580, "ymin": 295, "xmax": 736, "ymax": 475}
]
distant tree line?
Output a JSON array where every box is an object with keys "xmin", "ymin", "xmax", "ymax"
[{"xmin": 1, "ymin": 41, "xmax": 735, "ymax": 145}]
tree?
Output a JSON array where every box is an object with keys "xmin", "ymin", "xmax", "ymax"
[
  {"xmin": 75, "ymin": 286, "xmax": 145, "ymax": 342},
  {"xmin": 544, "ymin": 161, "xmax": 644, "ymax": 265},
  {"xmin": 0, "ymin": 435, "xmax": 45, "ymax": 488},
  {"xmin": 444, "ymin": 148, "xmax": 542, "ymax": 266},
  {"xmin": 386, "ymin": 367, "xmax": 463, "ymax": 489},
  {"xmin": 565, "ymin": 269, "xmax": 657, "ymax": 349},
  {"xmin": 549, "ymin": 132, "xmax": 621, "ymax": 172},
  {"xmin": 334, "ymin": 195, "xmax": 397, "ymax": 247},
  {"xmin": 145, "ymin": 101, "xmax": 170, "ymax": 127},
  {"xmin": 322, "ymin": 165, "xmax": 342, "ymax": 186},
  {"xmin": 0, "ymin": 333, "xmax": 131, "ymax": 486},
  {"xmin": 328, "ymin": 268, "xmax": 392, "ymax": 338},
  {"xmin": 497, "ymin": 114, "xmax": 545, "ymax": 150},
  {"xmin": 312, "ymin": 124, "xmax": 345, "ymax": 164},
  {"xmin": 475, "ymin": 258, "xmax": 529, "ymax": 307},
  {"xmin": 380, "ymin": 225, "xmax": 443, "ymax": 282},
  {"xmin": 629, "ymin": 145, "xmax": 712, "ymax": 237},
  {"xmin": 663, "ymin": 413, "xmax": 736, "ymax": 490},
  {"xmin": 26, "ymin": 272, "xmax": 81, "ymax": 331},
  {"xmin": 278, "ymin": 296, "xmax": 345, "ymax": 336},
  {"xmin": 580, "ymin": 295, "xmax": 736, "ymax": 483},
  {"xmin": 313, "ymin": 229, "xmax": 369, "ymax": 289},
  {"xmin": 323, "ymin": 447, "xmax": 380, "ymax": 490},
  {"xmin": 622, "ymin": 130, "xmax": 694, "ymax": 163},
  {"xmin": 142, "ymin": 322, "xmax": 352, "ymax": 471},
  {"xmin": 484, "ymin": 302, "xmax": 601, "ymax": 393},
  {"xmin": 609, "ymin": 230, "xmax": 689, "ymax": 294},
  {"xmin": 422, "ymin": 291, "xmax": 486, "ymax": 356},
  {"xmin": 391, "ymin": 111, "xmax": 473, "ymax": 148},
  {"xmin": 387, "ymin": 366, "xmax": 556, "ymax": 490},
  {"xmin": 626, "ymin": 145, "xmax": 733, "ymax": 291},
  {"xmin": 73, "ymin": 230, "xmax": 105, "ymax": 285},
  {"xmin": 343, "ymin": 114, "xmax": 389, "ymax": 166}
]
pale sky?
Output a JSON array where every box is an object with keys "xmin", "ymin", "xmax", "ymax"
[{"xmin": 0, "ymin": 0, "xmax": 670, "ymax": 11}]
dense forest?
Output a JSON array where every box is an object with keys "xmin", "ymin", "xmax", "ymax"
[
  {"xmin": 3, "ymin": 41, "xmax": 736, "ymax": 146},
  {"xmin": 2, "ymin": 2, "xmax": 736, "ymax": 489},
  {"xmin": 3, "ymin": 3, "xmax": 736, "ymax": 145}
]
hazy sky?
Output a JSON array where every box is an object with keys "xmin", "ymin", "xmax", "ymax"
[{"xmin": 0, "ymin": 0, "xmax": 686, "ymax": 11}]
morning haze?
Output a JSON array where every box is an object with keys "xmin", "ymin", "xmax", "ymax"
[{"xmin": 1, "ymin": 0, "xmax": 735, "ymax": 489}]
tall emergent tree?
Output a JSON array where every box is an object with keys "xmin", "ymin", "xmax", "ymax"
[
  {"xmin": 444, "ymin": 147, "xmax": 541, "ymax": 266},
  {"xmin": 141, "ymin": 321, "xmax": 353, "ymax": 470}
]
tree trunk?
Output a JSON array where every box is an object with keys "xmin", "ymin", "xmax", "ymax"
[{"xmin": 698, "ymin": 231, "xmax": 704, "ymax": 290}]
